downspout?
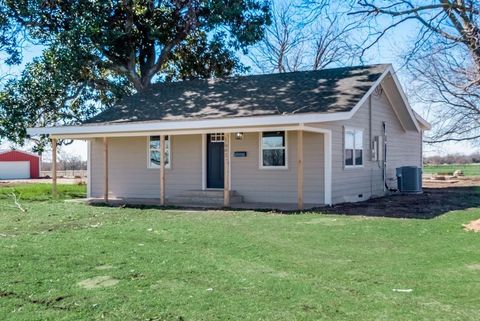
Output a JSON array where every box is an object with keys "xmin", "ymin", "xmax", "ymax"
[
  {"xmin": 420, "ymin": 130, "xmax": 424, "ymax": 169},
  {"xmin": 383, "ymin": 122, "xmax": 387, "ymax": 192},
  {"xmin": 369, "ymin": 95, "xmax": 373, "ymax": 197}
]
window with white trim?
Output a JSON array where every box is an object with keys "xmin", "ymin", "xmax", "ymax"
[
  {"xmin": 210, "ymin": 133, "xmax": 224, "ymax": 142},
  {"xmin": 148, "ymin": 136, "xmax": 170, "ymax": 168},
  {"xmin": 345, "ymin": 129, "xmax": 363, "ymax": 167},
  {"xmin": 260, "ymin": 131, "xmax": 287, "ymax": 168}
]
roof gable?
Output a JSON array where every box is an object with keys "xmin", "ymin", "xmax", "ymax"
[{"xmin": 379, "ymin": 72, "xmax": 419, "ymax": 132}]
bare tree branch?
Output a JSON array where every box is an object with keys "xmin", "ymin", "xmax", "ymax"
[
  {"xmin": 250, "ymin": 1, "xmax": 363, "ymax": 74},
  {"xmin": 354, "ymin": 0, "xmax": 480, "ymax": 144}
]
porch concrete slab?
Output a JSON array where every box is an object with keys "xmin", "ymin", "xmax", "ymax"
[
  {"xmin": 230, "ymin": 202, "xmax": 324, "ymax": 211},
  {"xmin": 70, "ymin": 198, "xmax": 325, "ymax": 212}
]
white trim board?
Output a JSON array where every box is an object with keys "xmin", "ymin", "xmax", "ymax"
[
  {"xmin": 413, "ymin": 111, "xmax": 432, "ymax": 130},
  {"xmin": 47, "ymin": 125, "xmax": 307, "ymax": 140},
  {"xmin": 323, "ymin": 130, "xmax": 332, "ymax": 206},
  {"xmin": 87, "ymin": 140, "xmax": 91, "ymax": 198},
  {"xmin": 388, "ymin": 68, "xmax": 420, "ymax": 132},
  {"xmin": 201, "ymin": 134, "xmax": 206, "ymax": 190},
  {"xmin": 28, "ymin": 112, "xmax": 350, "ymax": 137}
]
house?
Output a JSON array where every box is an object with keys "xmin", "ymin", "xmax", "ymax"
[
  {"xmin": 0, "ymin": 150, "xmax": 40, "ymax": 179},
  {"xmin": 27, "ymin": 64, "xmax": 430, "ymax": 209}
]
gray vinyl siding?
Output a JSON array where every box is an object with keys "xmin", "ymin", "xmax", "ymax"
[
  {"xmin": 311, "ymin": 88, "xmax": 422, "ymax": 204},
  {"xmin": 231, "ymin": 131, "xmax": 324, "ymax": 204},
  {"xmin": 90, "ymin": 135, "xmax": 202, "ymax": 199}
]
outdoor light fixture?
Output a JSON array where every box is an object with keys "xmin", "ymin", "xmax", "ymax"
[{"xmin": 235, "ymin": 132, "xmax": 244, "ymax": 140}]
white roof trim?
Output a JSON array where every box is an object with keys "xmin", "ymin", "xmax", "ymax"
[
  {"xmin": 413, "ymin": 111, "xmax": 432, "ymax": 130},
  {"xmin": 387, "ymin": 67, "xmax": 421, "ymax": 132},
  {"xmin": 51, "ymin": 125, "xmax": 306, "ymax": 139},
  {"xmin": 28, "ymin": 112, "xmax": 351, "ymax": 136},
  {"xmin": 27, "ymin": 65, "xmax": 429, "ymax": 137}
]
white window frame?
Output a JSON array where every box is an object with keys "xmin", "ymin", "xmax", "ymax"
[
  {"xmin": 344, "ymin": 127, "xmax": 363, "ymax": 168},
  {"xmin": 259, "ymin": 131, "xmax": 288, "ymax": 169},
  {"xmin": 147, "ymin": 135, "xmax": 171, "ymax": 169},
  {"xmin": 209, "ymin": 133, "xmax": 225, "ymax": 142}
]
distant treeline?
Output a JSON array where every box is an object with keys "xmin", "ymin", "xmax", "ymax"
[{"xmin": 424, "ymin": 153, "xmax": 480, "ymax": 165}]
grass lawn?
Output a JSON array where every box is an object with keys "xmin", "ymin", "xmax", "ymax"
[
  {"xmin": 0, "ymin": 184, "xmax": 479, "ymax": 320},
  {"xmin": 423, "ymin": 164, "xmax": 480, "ymax": 176}
]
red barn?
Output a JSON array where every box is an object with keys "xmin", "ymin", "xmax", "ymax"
[{"xmin": 0, "ymin": 150, "xmax": 40, "ymax": 179}]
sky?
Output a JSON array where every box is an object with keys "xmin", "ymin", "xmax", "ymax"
[{"xmin": 0, "ymin": 2, "xmax": 475, "ymax": 160}]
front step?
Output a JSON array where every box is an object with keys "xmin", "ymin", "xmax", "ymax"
[{"xmin": 168, "ymin": 190, "xmax": 243, "ymax": 206}]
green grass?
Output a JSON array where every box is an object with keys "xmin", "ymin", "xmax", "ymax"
[
  {"xmin": 0, "ymin": 183, "xmax": 86, "ymax": 201},
  {"xmin": 423, "ymin": 164, "xmax": 480, "ymax": 176},
  {"xmin": 1, "ymin": 184, "xmax": 479, "ymax": 320}
]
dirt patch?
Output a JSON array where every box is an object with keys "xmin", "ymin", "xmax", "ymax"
[
  {"xmin": 77, "ymin": 276, "xmax": 119, "ymax": 289},
  {"xmin": 0, "ymin": 291, "xmax": 15, "ymax": 297},
  {"xmin": 423, "ymin": 176, "xmax": 480, "ymax": 188},
  {"xmin": 0, "ymin": 291, "xmax": 71, "ymax": 310},
  {"xmin": 466, "ymin": 264, "xmax": 480, "ymax": 270},
  {"xmin": 321, "ymin": 178, "xmax": 480, "ymax": 219},
  {"xmin": 463, "ymin": 219, "xmax": 480, "ymax": 232},
  {"xmin": 95, "ymin": 265, "xmax": 114, "ymax": 270}
]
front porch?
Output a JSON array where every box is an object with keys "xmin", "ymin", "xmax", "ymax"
[
  {"xmin": 50, "ymin": 125, "xmax": 333, "ymax": 210},
  {"xmin": 83, "ymin": 192, "xmax": 325, "ymax": 211}
]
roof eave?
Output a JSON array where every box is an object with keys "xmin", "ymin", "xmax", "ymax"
[
  {"xmin": 27, "ymin": 112, "xmax": 353, "ymax": 138},
  {"xmin": 413, "ymin": 111, "xmax": 432, "ymax": 130}
]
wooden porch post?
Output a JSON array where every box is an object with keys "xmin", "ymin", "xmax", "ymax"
[
  {"xmin": 224, "ymin": 132, "xmax": 230, "ymax": 207},
  {"xmin": 51, "ymin": 138, "xmax": 57, "ymax": 197},
  {"xmin": 103, "ymin": 137, "xmax": 109, "ymax": 203},
  {"xmin": 160, "ymin": 135, "xmax": 166, "ymax": 206},
  {"xmin": 297, "ymin": 130, "xmax": 304, "ymax": 210}
]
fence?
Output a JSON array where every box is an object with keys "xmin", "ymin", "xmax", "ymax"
[{"xmin": 40, "ymin": 170, "xmax": 87, "ymax": 178}]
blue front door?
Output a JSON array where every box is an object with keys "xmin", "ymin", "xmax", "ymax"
[{"xmin": 207, "ymin": 134, "xmax": 224, "ymax": 188}]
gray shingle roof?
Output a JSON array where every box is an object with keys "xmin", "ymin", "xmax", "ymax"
[{"xmin": 85, "ymin": 64, "xmax": 389, "ymax": 125}]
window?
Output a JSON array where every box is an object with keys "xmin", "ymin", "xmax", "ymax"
[
  {"xmin": 148, "ymin": 136, "xmax": 170, "ymax": 168},
  {"xmin": 345, "ymin": 128, "xmax": 363, "ymax": 167},
  {"xmin": 260, "ymin": 131, "xmax": 287, "ymax": 168},
  {"xmin": 210, "ymin": 133, "xmax": 224, "ymax": 142}
]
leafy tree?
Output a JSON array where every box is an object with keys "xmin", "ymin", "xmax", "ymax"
[
  {"xmin": 0, "ymin": 3, "xmax": 22, "ymax": 67},
  {"xmin": 5, "ymin": 0, "xmax": 270, "ymax": 91},
  {"xmin": 0, "ymin": 44, "xmax": 130, "ymax": 150},
  {"xmin": 0, "ymin": 0, "xmax": 270, "ymax": 149}
]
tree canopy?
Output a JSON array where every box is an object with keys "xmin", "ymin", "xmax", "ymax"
[
  {"xmin": 0, "ymin": 0, "xmax": 270, "ymax": 148},
  {"xmin": 5, "ymin": 0, "xmax": 270, "ymax": 90}
]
